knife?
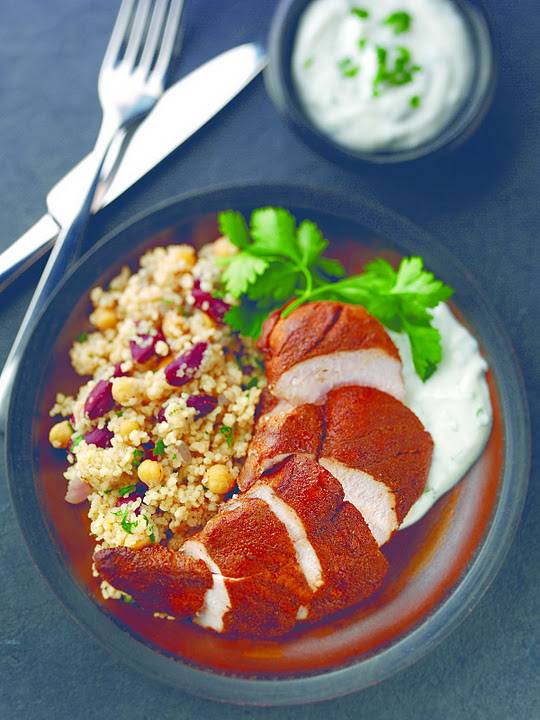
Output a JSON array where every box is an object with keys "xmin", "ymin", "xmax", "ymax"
[{"xmin": 0, "ymin": 43, "xmax": 266, "ymax": 292}]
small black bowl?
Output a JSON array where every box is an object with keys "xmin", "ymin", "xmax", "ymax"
[{"xmin": 265, "ymin": 0, "xmax": 497, "ymax": 165}]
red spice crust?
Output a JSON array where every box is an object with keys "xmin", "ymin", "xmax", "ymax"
[
  {"xmin": 93, "ymin": 545, "xmax": 211, "ymax": 617},
  {"xmin": 258, "ymin": 302, "xmax": 400, "ymax": 386},
  {"xmin": 238, "ymin": 404, "xmax": 324, "ymax": 491},
  {"xmin": 322, "ymin": 386, "xmax": 434, "ymax": 522},
  {"xmin": 259, "ymin": 456, "xmax": 388, "ymax": 620}
]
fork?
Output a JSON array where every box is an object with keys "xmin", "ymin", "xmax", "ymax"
[{"xmin": 0, "ymin": 0, "xmax": 184, "ymax": 417}]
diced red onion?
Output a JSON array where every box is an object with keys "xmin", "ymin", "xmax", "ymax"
[
  {"xmin": 65, "ymin": 476, "xmax": 92, "ymax": 504},
  {"xmin": 165, "ymin": 342, "xmax": 207, "ymax": 387},
  {"xmin": 130, "ymin": 328, "xmax": 165, "ymax": 363},
  {"xmin": 192, "ymin": 280, "xmax": 230, "ymax": 323},
  {"xmin": 187, "ymin": 394, "xmax": 218, "ymax": 418},
  {"xmin": 84, "ymin": 426, "xmax": 113, "ymax": 448},
  {"xmin": 177, "ymin": 441, "xmax": 192, "ymax": 464},
  {"xmin": 84, "ymin": 380, "xmax": 114, "ymax": 419}
]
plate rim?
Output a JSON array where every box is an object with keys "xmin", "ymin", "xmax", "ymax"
[{"xmin": 5, "ymin": 182, "xmax": 531, "ymax": 706}]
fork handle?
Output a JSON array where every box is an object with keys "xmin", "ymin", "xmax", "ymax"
[{"xmin": 0, "ymin": 122, "xmax": 117, "ymax": 425}]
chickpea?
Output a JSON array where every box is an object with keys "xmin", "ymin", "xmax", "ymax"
[
  {"xmin": 169, "ymin": 245, "xmax": 196, "ymax": 268},
  {"xmin": 137, "ymin": 459, "xmax": 163, "ymax": 487},
  {"xmin": 197, "ymin": 311, "xmax": 216, "ymax": 330},
  {"xmin": 90, "ymin": 307, "xmax": 117, "ymax": 331},
  {"xmin": 213, "ymin": 236, "xmax": 238, "ymax": 258},
  {"xmin": 48, "ymin": 420, "xmax": 73, "ymax": 449},
  {"xmin": 111, "ymin": 376, "xmax": 141, "ymax": 406},
  {"xmin": 203, "ymin": 464, "xmax": 235, "ymax": 495},
  {"xmin": 162, "ymin": 310, "xmax": 188, "ymax": 340},
  {"xmin": 119, "ymin": 418, "xmax": 140, "ymax": 441}
]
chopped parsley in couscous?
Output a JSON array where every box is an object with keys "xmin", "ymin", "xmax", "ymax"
[{"xmin": 48, "ymin": 237, "xmax": 263, "ymax": 602}]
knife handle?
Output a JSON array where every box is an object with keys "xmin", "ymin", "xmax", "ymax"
[{"xmin": 0, "ymin": 215, "xmax": 60, "ymax": 293}]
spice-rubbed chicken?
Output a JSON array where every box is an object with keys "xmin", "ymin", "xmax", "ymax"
[
  {"xmin": 95, "ymin": 301, "xmax": 433, "ymax": 637},
  {"xmin": 259, "ymin": 302, "xmax": 405, "ymax": 405},
  {"xmin": 95, "ymin": 456, "xmax": 388, "ymax": 636}
]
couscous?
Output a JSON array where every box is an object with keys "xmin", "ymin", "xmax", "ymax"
[{"xmin": 49, "ymin": 237, "xmax": 263, "ymax": 602}]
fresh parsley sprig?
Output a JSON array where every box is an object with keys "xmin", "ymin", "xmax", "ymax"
[{"xmin": 217, "ymin": 208, "xmax": 452, "ymax": 381}]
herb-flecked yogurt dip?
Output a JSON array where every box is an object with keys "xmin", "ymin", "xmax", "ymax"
[{"xmin": 292, "ymin": 0, "xmax": 475, "ymax": 152}]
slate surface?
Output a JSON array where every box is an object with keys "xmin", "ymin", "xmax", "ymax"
[{"xmin": 0, "ymin": 1, "xmax": 538, "ymax": 717}]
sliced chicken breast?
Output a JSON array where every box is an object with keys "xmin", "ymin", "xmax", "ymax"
[
  {"xmin": 258, "ymin": 302, "xmax": 404, "ymax": 405},
  {"xmin": 321, "ymin": 386, "xmax": 433, "ymax": 544},
  {"xmin": 94, "ymin": 545, "xmax": 212, "ymax": 618},
  {"xmin": 252, "ymin": 456, "xmax": 388, "ymax": 619},
  {"xmin": 238, "ymin": 403, "xmax": 324, "ymax": 491}
]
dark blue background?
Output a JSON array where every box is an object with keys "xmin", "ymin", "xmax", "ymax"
[{"xmin": 0, "ymin": 1, "xmax": 538, "ymax": 717}]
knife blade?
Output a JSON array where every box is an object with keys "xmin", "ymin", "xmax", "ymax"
[{"xmin": 0, "ymin": 43, "xmax": 266, "ymax": 292}]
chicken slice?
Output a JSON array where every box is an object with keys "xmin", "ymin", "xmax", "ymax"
[
  {"xmin": 250, "ymin": 456, "xmax": 388, "ymax": 620},
  {"xmin": 238, "ymin": 403, "xmax": 324, "ymax": 491},
  {"xmin": 95, "ymin": 496, "xmax": 312, "ymax": 638},
  {"xmin": 258, "ymin": 302, "xmax": 405, "ymax": 405},
  {"xmin": 94, "ymin": 545, "xmax": 212, "ymax": 617},
  {"xmin": 321, "ymin": 386, "xmax": 433, "ymax": 545}
]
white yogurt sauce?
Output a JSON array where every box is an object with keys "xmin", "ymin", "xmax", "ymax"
[
  {"xmin": 389, "ymin": 303, "xmax": 492, "ymax": 528},
  {"xmin": 292, "ymin": 0, "xmax": 474, "ymax": 151}
]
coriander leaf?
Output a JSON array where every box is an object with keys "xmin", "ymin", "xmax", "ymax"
[
  {"xmin": 404, "ymin": 321, "xmax": 443, "ymax": 381},
  {"xmin": 384, "ymin": 10, "xmax": 412, "ymax": 34},
  {"xmin": 218, "ymin": 210, "xmax": 249, "ymax": 249},
  {"xmin": 77, "ymin": 332, "xmax": 88, "ymax": 343},
  {"xmin": 118, "ymin": 483, "xmax": 136, "ymax": 497},
  {"xmin": 221, "ymin": 253, "xmax": 268, "ymax": 297},
  {"xmin": 120, "ymin": 509, "xmax": 138, "ymax": 534},
  {"xmin": 132, "ymin": 448, "xmax": 144, "ymax": 467},
  {"xmin": 152, "ymin": 439, "xmax": 165, "ymax": 457},
  {"xmin": 316, "ymin": 256, "xmax": 346, "ymax": 278},
  {"xmin": 392, "ymin": 257, "xmax": 453, "ymax": 306},
  {"xmin": 219, "ymin": 425, "xmax": 234, "ymax": 447},
  {"xmin": 224, "ymin": 303, "xmax": 268, "ymax": 339},
  {"xmin": 410, "ymin": 95, "xmax": 421, "ymax": 109},
  {"xmin": 244, "ymin": 377, "xmax": 259, "ymax": 390},
  {"xmin": 297, "ymin": 220, "xmax": 328, "ymax": 266},
  {"xmin": 250, "ymin": 207, "xmax": 299, "ymax": 260},
  {"xmin": 247, "ymin": 262, "xmax": 299, "ymax": 303},
  {"xmin": 363, "ymin": 257, "xmax": 396, "ymax": 281}
]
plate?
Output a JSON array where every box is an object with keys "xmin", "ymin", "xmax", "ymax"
[{"xmin": 6, "ymin": 184, "xmax": 530, "ymax": 705}]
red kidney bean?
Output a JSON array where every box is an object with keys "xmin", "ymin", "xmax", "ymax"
[
  {"xmin": 113, "ymin": 363, "xmax": 127, "ymax": 377},
  {"xmin": 84, "ymin": 426, "xmax": 113, "ymax": 448},
  {"xmin": 115, "ymin": 481, "xmax": 149, "ymax": 514},
  {"xmin": 156, "ymin": 406, "xmax": 167, "ymax": 423},
  {"xmin": 84, "ymin": 380, "xmax": 114, "ymax": 419},
  {"xmin": 191, "ymin": 279, "xmax": 230, "ymax": 323},
  {"xmin": 187, "ymin": 394, "xmax": 218, "ymax": 418},
  {"xmin": 130, "ymin": 328, "xmax": 165, "ymax": 364},
  {"xmin": 165, "ymin": 342, "xmax": 207, "ymax": 387}
]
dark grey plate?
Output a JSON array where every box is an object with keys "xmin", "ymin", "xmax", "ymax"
[{"xmin": 5, "ymin": 184, "xmax": 530, "ymax": 705}]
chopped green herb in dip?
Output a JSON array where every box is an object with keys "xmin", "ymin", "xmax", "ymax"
[
  {"xmin": 384, "ymin": 10, "xmax": 412, "ymax": 34},
  {"xmin": 338, "ymin": 56, "xmax": 359, "ymax": 78}
]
